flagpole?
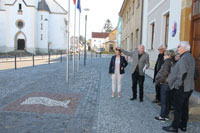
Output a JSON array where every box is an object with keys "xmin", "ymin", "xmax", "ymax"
[
  {"xmin": 66, "ymin": 0, "xmax": 70, "ymax": 83},
  {"xmin": 77, "ymin": 11, "xmax": 80, "ymax": 72},
  {"xmin": 73, "ymin": 1, "xmax": 76, "ymax": 76}
]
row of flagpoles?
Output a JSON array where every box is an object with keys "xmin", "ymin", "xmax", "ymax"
[{"xmin": 66, "ymin": 0, "xmax": 82, "ymax": 83}]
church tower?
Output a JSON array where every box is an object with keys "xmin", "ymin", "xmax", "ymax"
[{"xmin": 37, "ymin": 0, "xmax": 50, "ymax": 53}]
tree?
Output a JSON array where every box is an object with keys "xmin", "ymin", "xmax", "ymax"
[
  {"xmin": 103, "ymin": 19, "xmax": 113, "ymax": 33},
  {"xmin": 79, "ymin": 35, "xmax": 85, "ymax": 44}
]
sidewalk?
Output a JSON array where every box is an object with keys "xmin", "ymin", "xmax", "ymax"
[{"xmin": 0, "ymin": 56, "xmax": 199, "ymax": 133}]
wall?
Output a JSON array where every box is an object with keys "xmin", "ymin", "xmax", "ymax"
[
  {"xmin": 168, "ymin": 0, "xmax": 182, "ymax": 50},
  {"xmin": 145, "ymin": 0, "xmax": 170, "ymax": 68},
  {"xmin": 48, "ymin": 14, "xmax": 68, "ymax": 51},
  {"xmin": 0, "ymin": 10, "xmax": 6, "ymax": 53},
  {"xmin": 4, "ymin": 0, "xmax": 37, "ymax": 53},
  {"xmin": 121, "ymin": 0, "xmax": 142, "ymax": 51},
  {"xmin": 37, "ymin": 11, "xmax": 49, "ymax": 53}
]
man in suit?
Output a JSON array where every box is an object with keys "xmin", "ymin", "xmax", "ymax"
[
  {"xmin": 152, "ymin": 45, "xmax": 166, "ymax": 103},
  {"xmin": 162, "ymin": 41, "xmax": 195, "ymax": 132},
  {"xmin": 119, "ymin": 45, "xmax": 150, "ymax": 102}
]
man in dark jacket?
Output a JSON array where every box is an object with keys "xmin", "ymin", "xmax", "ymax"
[
  {"xmin": 152, "ymin": 45, "xmax": 166, "ymax": 103},
  {"xmin": 163, "ymin": 41, "xmax": 195, "ymax": 132}
]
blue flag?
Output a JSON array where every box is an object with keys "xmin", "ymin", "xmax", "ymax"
[{"xmin": 77, "ymin": 0, "xmax": 81, "ymax": 13}]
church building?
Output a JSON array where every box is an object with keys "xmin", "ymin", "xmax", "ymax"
[{"xmin": 0, "ymin": 0, "xmax": 68, "ymax": 54}]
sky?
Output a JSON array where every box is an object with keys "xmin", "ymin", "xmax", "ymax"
[{"xmin": 58, "ymin": 0, "xmax": 124, "ymax": 39}]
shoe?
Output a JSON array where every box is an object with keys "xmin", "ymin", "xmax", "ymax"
[
  {"xmin": 154, "ymin": 116, "xmax": 165, "ymax": 122},
  {"xmin": 179, "ymin": 126, "xmax": 187, "ymax": 132},
  {"xmin": 130, "ymin": 97, "xmax": 136, "ymax": 100},
  {"xmin": 118, "ymin": 95, "xmax": 121, "ymax": 98},
  {"xmin": 162, "ymin": 125, "xmax": 178, "ymax": 132},
  {"xmin": 140, "ymin": 99, "xmax": 143, "ymax": 102},
  {"xmin": 152, "ymin": 99, "xmax": 160, "ymax": 103},
  {"xmin": 165, "ymin": 116, "xmax": 170, "ymax": 121}
]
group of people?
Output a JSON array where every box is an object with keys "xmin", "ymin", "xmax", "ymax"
[{"xmin": 109, "ymin": 41, "xmax": 196, "ymax": 132}]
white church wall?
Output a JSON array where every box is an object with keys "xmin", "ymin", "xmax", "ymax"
[
  {"xmin": 5, "ymin": 0, "xmax": 36, "ymax": 53},
  {"xmin": 0, "ymin": 11, "xmax": 6, "ymax": 53},
  {"xmin": 37, "ymin": 11, "xmax": 49, "ymax": 53},
  {"xmin": 0, "ymin": 0, "xmax": 5, "ymax": 10},
  {"xmin": 48, "ymin": 14, "xmax": 67, "ymax": 51}
]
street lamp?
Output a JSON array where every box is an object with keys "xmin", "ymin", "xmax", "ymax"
[{"xmin": 84, "ymin": 8, "xmax": 90, "ymax": 66}]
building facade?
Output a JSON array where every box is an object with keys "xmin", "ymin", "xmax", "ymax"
[
  {"xmin": 105, "ymin": 29, "xmax": 117, "ymax": 52},
  {"xmin": 142, "ymin": 0, "xmax": 200, "ymax": 92},
  {"xmin": 0, "ymin": 0, "xmax": 68, "ymax": 54},
  {"xmin": 91, "ymin": 32, "xmax": 109, "ymax": 51},
  {"xmin": 142, "ymin": 0, "xmax": 170, "ymax": 68},
  {"xmin": 119, "ymin": 0, "xmax": 143, "ymax": 51},
  {"xmin": 119, "ymin": 0, "xmax": 200, "ymax": 92}
]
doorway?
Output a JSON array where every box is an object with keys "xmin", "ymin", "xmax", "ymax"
[
  {"xmin": 191, "ymin": 0, "xmax": 200, "ymax": 92},
  {"xmin": 17, "ymin": 39, "xmax": 25, "ymax": 50}
]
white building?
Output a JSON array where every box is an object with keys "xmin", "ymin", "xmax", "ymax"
[
  {"xmin": 91, "ymin": 32, "xmax": 109, "ymax": 51},
  {"xmin": 0, "ymin": 0, "xmax": 68, "ymax": 54},
  {"xmin": 142, "ymin": 0, "xmax": 170, "ymax": 69}
]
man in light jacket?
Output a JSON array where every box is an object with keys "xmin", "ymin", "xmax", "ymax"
[
  {"xmin": 119, "ymin": 45, "xmax": 150, "ymax": 102},
  {"xmin": 163, "ymin": 41, "xmax": 195, "ymax": 132}
]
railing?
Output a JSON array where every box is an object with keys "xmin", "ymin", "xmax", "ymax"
[{"xmin": 0, "ymin": 52, "xmax": 71, "ymax": 71}]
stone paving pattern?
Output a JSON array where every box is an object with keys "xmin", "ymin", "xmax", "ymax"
[{"xmin": 0, "ymin": 55, "xmax": 199, "ymax": 133}]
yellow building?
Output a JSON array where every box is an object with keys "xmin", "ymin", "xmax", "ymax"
[
  {"xmin": 105, "ymin": 29, "xmax": 118, "ymax": 52},
  {"xmin": 119, "ymin": 0, "xmax": 143, "ymax": 51}
]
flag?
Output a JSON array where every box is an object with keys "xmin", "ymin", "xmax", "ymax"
[
  {"xmin": 73, "ymin": 0, "xmax": 76, "ymax": 4},
  {"xmin": 77, "ymin": 0, "xmax": 81, "ymax": 13}
]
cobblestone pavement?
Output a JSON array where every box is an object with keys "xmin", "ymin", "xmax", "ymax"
[{"xmin": 0, "ymin": 56, "xmax": 199, "ymax": 133}]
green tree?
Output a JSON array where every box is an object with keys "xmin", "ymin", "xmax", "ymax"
[{"xmin": 103, "ymin": 19, "xmax": 113, "ymax": 33}]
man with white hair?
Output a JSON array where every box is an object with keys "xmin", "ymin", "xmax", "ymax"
[
  {"xmin": 119, "ymin": 45, "xmax": 150, "ymax": 102},
  {"xmin": 163, "ymin": 41, "xmax": 195, "ymax": 132},
  {"xmin": 153, "ymin": 45, "xmax": 166, "ymax": 103}
]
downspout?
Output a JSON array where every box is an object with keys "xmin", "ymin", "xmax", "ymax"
[{"xmin": 140, "ymin": 0, "xmax": 144, "ymax": 44}]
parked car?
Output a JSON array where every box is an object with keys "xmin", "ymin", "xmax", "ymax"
[{"xmin": 96, "ymin": 48, "xmax": 104, "ymax": 53}]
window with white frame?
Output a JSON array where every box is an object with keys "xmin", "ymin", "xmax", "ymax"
[
  {"xmin": 150, "ymin": 22, "xmax": 155, "ymax": 50},
  {"xmin": 164, "ymin": 13, "xmax": 169, "ymax": 48}
]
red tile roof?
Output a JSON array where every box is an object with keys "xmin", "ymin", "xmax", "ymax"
[{"xmin": 92, "ymin": 32, "xmax": 109, "ymax": 38}]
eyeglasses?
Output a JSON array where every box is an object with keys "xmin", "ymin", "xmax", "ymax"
[
  {"xmin": 177, "ymin": 46, "xmax": 181, "ymax": 48},
  {"xmin": 158, "ymin": 49, "xmax": 162, "ymax": 50}
]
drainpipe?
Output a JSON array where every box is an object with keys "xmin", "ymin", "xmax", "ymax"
[{"xmin": 140, "ymin": 0, "xmax": 144, "ymax": 44}]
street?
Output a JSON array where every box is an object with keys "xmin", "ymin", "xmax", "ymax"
[{"xmin": 0, "ymin": 56, "xmax": 199, "ymax": 133}]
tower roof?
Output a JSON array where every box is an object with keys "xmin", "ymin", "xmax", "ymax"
[{"xmin": 38, "ymin": 0, "xmax": 50, "ymax": 12}]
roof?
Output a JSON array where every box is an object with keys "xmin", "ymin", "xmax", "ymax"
[
  {"xmin": 38, "ymin": 0, "xmax": 50, "ymax": 12},
  {"xmin": 46, "ymin": 0, "xmax": 67, "ymax": 14},
  {"xmin": 119, "ymin": 0, "xmax": 127, "ymax": 16},
  {"xmin": 92, "ymin": 32, "xmax": 109, "ymax": 38}
]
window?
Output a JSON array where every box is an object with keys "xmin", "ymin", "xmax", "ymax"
[
  {"xmin": 18, "ymin": 4, "xmax": 23, "ymax": 14},
  {"xmin": 150, "ymin": 23, "xmax": 155, "ymax": 50},
  {"xmin": 137, "ymin": 0, "xmax": 140, "ymax": 8},
  {"xmin": 193, "ymin": 0, "xmax": 200, "ymax": 16},
  {"xmin": 131, "ymin": 32, "xmax": 133, "ymax": 49},
  {"xmin": 164, "ymin": 14, "xmax": 169, "ymax": 48},
  {"xmin": 127, "ymin": 11, "xmax": 128, "ymax": 23},
  {"xmin": 132, "ymin": 0, "xmax": 135, "ymax": 15},
  {"xmin": 16, "ymin": 20, "xmax": 24, "ymax": 29},
  {"xmin": 41, "ymin": 23, "xmax": 43, "ymax": 30},
  {"xmin": 136, "ymin": 29, "xmax": 139, "ymax": 48},
  {"xmin": 19, "ymin": 4, "xmax": 22, "ymax": 10},
  {"xmin": 41, "ymin": 34, "xmax": 43, "ymax": 40},
  {"xmin": 129, "ymin": 7, "xmax": 131, "ymax": 20},
  {"xmin": 41, "ymin": 15, "xmax": 43, "ymax": 20}
]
